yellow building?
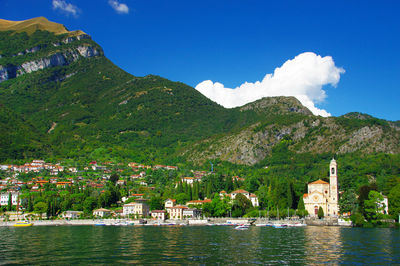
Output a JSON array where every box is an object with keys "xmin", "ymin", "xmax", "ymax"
[{"xmin": 303, "ymin": 159, "xmax": 339, "ymax": 217}]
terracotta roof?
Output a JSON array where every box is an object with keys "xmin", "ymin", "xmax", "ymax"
[
  {"xmin": 309, "ymin": 179, "xmax": 329, "ymax": 185},
  {"xmin": 303, "ymin": 193, "xmax": 308, "ymax": 198},
  {"xmin": 231, "ymin": 189, "xmax": 249, "ymax": 194},
  {"xmin": 166, "ymin": 199, "xmax": 176, "ymax": 202},
  {"xmin": 151, "ymin": 210, "xmax": 166, "ymax": 213},
  {"xmin": 171, "ymin": 206, "xmax": 188, "ymax": 209},
  {"xmin": 249, "ymin": 193, "xmax": 257, "ymax": 197},
  {"xmin": 94, "ymin": 208, "xmax": 110, "ymax": 212},
  {"xmin": 220, "ymin": 190, "xmax": 227, "ymax": 194}
]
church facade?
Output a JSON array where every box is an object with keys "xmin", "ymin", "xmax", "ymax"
[{"xmin": 303, "ymin": 159, "xmax": 339, "ymax": 217}]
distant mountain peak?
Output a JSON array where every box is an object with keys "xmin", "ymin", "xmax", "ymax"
[
  {"xmin": 0, "ymin": 17, "xmax": 86, "ymax": 36},
  {"xmin": 239, "ymin": 96, "xmax": 313, "ymax": 116}
]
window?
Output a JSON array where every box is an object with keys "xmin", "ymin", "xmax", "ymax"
[{"xmin": 331, "ymin": 167, "xmax": 335, "ymax": 175}]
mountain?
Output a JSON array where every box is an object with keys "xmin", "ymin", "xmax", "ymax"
[{"xmin": 0, "ymin": 17, "xmax": 399, "ymax": 165}]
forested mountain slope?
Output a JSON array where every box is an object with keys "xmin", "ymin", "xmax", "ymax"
[{"xmin": 0, "ymin": 17, "xmax": 399, "ymax": 166}]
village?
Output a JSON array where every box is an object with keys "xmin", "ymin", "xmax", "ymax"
[
  {"xmin": 0, "ymin": 159, "xmax": 391, "ymax": 227},
  {"xmin": 0, "ymin": 159, "xmax": 265, "ymax": 223}
]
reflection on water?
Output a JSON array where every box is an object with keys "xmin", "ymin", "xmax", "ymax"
[
  {"xmin": 0, "ymin": 225, "xmax": 398, "ymax": 265},
  {"xmin": 304, "ymin": 226, "xmax": 343, "ymax": 265}
]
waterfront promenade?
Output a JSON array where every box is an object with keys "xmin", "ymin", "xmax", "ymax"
[{"xmin": 0, "ymin": 217, "xmax": 347, "ymax": 227}]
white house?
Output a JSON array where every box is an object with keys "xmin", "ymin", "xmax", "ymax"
[
  {"xmin": 151, "ymin": 210, "xmax": 166, "ymax": 220},
  {"xmin": 165, "ymin": 199, "xmax": 176, "ymax": 208},
  {"xmin": 183, "ymin": 208, "xmax": 202, "ymax": 219},
  {"xmin": 379, "ymin": 195, "xmax": 389, "ymax": 214},
  {"xmin": 62, "ymin": 210, "xmax": 83, "ymax": 219},
  {"xmin": 123, "ymin": 202, "xmax": 150, "ymax": 218},
  {"xmin": 0, "ymin": 192, "xmax": 19, "ymax": 206},
  {"xmin": 93, "ymin": 208, "xmax": 111, "ymax": 217},
  {"xmin": 228, "ymin": 189, "xmax": 259, "ymax": 207}
]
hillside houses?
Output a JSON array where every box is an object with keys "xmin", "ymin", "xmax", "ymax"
[{"xmin": 220, "ymin": 189, "xmax": 259, "ymax": 207}]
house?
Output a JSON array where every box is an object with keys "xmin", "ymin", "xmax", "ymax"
[
  {"xmin": 249, "ymin": 194, "xmax": 259, "ymax": 207},
  {"xmin": 68, "ymin": 167, "xmax": 78, "ymax": 173},
  {"xmin": 183, "ymin": 208, "xmax": 202, "ymax": 219},
  {"xmin": 181, "ymin": 177, "xmax": 202, "ymax": 185},
  {"xmin": 116, "ymin": 180, "xmax": 126, "ymax": 186},
  {"xmin": 123, "ymin": 202, "xmax": 150, "ymax": 218},
  {"xmin": 168, "ymin": 206, "xmax": 188, "ymax": 220},
  {"xmin": 36, "ymin": 180, "xmax": 49, "ymax": 187},
  {"xmin": 378, "ymin": 195, "xmax": 389, "ymax": 214},
  {"xmin": 56, "ymin": 181, "xmax": 72, "ymax": 188},
  {"xmin": 0, "ymin": 191, "xmax": 19, "ymax": 206},
  {"xmin": 219, "ymin": 191, "xmax": 227, "ymax": 197},
  {"xmin": 151, "ymin": 210, "xmax": 166, "ymax": 220},
  {"xmin": 227, "ymin": 189, "xmax": 259, "ymax": 207},
  {"xmin": 165, "ymin": 199, "xmax": 176, "ymax": 208},
  {"xmin": 62, "ymin": 210, "xmax": 83, "ymax": 219},
  {"xmin": 93, "ymin": 208, "xmax": 111, "ymax": 217}
]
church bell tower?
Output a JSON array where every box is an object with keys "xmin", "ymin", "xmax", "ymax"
[{"xmin": 329, "ymin": 158, "xmax": 339, "ymax": 215}]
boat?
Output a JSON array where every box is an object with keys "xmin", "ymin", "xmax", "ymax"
[
  {"xmin": 13, "ymin": 221, "xmax": 33, "ymax": 227},
  {"xmin": 95, "ymin": 221, "xmax": 106, "ymax": 226},
  {"xmin": 272, "ymin": 224, "xmax": 288, "ymax": 228},
  {"xmin": 113, "ymin": 221, "xmax": 129, "ymax": 226},
  {"xmin": 234, "ymin": 224, "xmax": 249, "ymax": 230},
  {"xmin": 286, "ymin": 223, "xmax": 307, "ymax": 227}
]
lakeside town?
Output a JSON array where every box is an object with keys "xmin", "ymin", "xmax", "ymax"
[{"xmin": 0, "ymin": 158, "xmax": 393, "ymax": 227}]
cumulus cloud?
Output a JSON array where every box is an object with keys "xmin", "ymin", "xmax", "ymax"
[
  {"xmin": 52, "ymin": 0, "xmax": 80, "ymax": 17},
  {"xmin": 108, "ymin": 0, "xmax": 129, "ymax": 14},
  {"xmin": 195, "ymin": 52, "xmax": 345, "ymax": 117}
]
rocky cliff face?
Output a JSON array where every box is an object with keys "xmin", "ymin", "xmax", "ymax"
[
  {"xmin": 0, "ymin": 32, "xmax": 102, "ymax": 82},
  {"xmin": 184, "ymin": 115, "xmax": 400, "ymax": 165}
]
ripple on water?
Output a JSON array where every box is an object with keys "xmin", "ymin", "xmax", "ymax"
[{"xmin": 0, "ymin": 226, "xmax": 399, "ymax": 264}]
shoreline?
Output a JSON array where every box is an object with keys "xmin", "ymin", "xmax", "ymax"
[{"xmin": 0, "ymin": 217, "xmax": 352, "ymax": 227}]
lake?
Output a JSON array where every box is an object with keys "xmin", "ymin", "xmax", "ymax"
[{"xmin": 0, "ymin": 225, "xmax": 398, "ymax": 264}]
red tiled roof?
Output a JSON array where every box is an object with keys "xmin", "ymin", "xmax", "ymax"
[
  {"xmin": 231, "ymin": 189, "xmax": 249, "ymax": 194},
  {"xmin": 309, "ymin": 179, "xmax": 329, "ymax": 185},
  {"xmin": 303, "ymin": 193, "xmax": 308, "ymax": 198}
]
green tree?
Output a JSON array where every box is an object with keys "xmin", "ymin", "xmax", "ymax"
[
  {"xmin": 83, "ymin": 197, "xmax": 97, "ymax": 214},
  {"xmin": 110, "ymin": 173, "xmax": 119, "ymax": 184},
  {"xmin": 364, "ymin": 190, "xmax": 384, "ymax": 225},
  {"xmin": 149, "ymin": 196, "xmax": 163, "ymax": 210},
  {"xmin": 175, "ymin": 193, "xmax": 189, "ymax": 204},
  {"xmin": 318, "ymin": 206, "xmax": 324, "ymax": 219},
  {"xmin": 350, "ymin": 212, "xmax": 365, "ymax": 227},
  {"xmin": 297, "ymin": 197, "xmax": 305, "ymax": 210},
  {"xmin": 34, "ymin": 202, "xmax": 48, "ymax": 218},
  {"xmin": 388, "ymin": 183, "xmax": 400, "ymax": 221},
  {"xmin": 339, "ymin": 189, "xmax": 358, "ymax": 214},
  {"xmin": 7, "ymin": 192, "xmax": 12, "ymax": 211},
  {"xmin": 232, "ymin": 194, "xmax": 253, "ymax": 217}
]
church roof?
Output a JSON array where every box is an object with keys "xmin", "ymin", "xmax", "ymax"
[{"xmin": 309, "ymin": 179, "xmax": 329, "ymax": 185}]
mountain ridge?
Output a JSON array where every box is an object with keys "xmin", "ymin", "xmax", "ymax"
[{"xmin": 0, "ymin": 17, "xmax": 399, "ymax": 165}]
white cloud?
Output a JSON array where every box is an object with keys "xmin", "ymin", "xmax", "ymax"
[
  {"xmin": 195, "ymin": 52, "xmax": 345, "ymax": 117},
  {"xmin": 52, "ymin": 0, "xmax": 80, "ymax": 17},
  {"xmin": 108, "ymin": 0, "xmax": 129, "ymax": 14}
]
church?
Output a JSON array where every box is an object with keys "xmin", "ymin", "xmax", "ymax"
[{"xmin": 303, "ymin": 159, "xmax": 339, "ymax": 217}]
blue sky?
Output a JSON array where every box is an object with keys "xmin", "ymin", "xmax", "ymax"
[{"xmin": 1, "ymin": 0, "xmax": 399, "ymax": 120}]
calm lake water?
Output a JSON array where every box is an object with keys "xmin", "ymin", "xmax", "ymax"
[{"xmin": 0, "ymin": 225, "xmax": 398, "ymax": 265}]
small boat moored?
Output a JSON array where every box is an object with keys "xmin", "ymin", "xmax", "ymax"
[
  {"xmin": 95, "ymin": 221, "xmax": 107, "ymax": 226},
  {"xmin": 234, "ymin": 224, "xmax": 250, "ymax": 230},
  {"xmin": 13, "ymin": 221, "xmax": 33, "ymax": 227}
]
